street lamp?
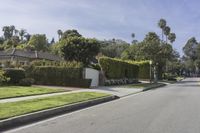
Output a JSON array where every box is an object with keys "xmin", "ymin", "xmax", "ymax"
[{"xmin": 149, "ymin": 60, "xmax": 152, "ymax": 83}]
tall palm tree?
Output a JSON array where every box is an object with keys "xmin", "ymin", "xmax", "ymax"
[
  {"xmin": 158, "ymin": 19, "xmax": 166, "ymax": 42},
  {"xmin": 168, "ymin": 33, "xmax": 176, "ymax": 43},
  {"xmin": 57, "ymin": 29, "xmax": 63, "ymax": 40},
  {"xmin": 131, "ymin": 33, "xmax": 137, "ymax": 44},
  {"xmin": 163, "ymin": 26, "xmax": 171, "ymax": 43}
]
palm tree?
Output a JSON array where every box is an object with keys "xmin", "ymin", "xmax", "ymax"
[
  {"xmin": 168, "ymin": 33, "xmax": 176, "ymax": 43},
  {"xmin": 57, "ymin": 29, "xmax": 63, "ymax": 40},
  {"xmin": 163, "ymin": 26, "xmax": 171, "ymax": 43},
  {"xmin": 158, "ymin": 19, "xmax": 166, "ymax": 42},
  {"xmin": 131, "ymin": 33, "xmax": 137, "ymax": 44}
]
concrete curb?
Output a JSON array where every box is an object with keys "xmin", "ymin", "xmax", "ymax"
[
  {"xmin": 142, "ymin": 84, "xmax": 166, "ymax": 91},
  {"xmin": 0, "ymin": 95, "xmax": 118, "ymax": 131}
]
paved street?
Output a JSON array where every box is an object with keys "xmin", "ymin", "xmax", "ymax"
[{"xmin": 6, "ymin": 78, "xmax": 200, "ymax": 133}]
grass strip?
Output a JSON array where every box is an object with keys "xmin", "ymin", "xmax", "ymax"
[
  {"xmin": 124, "ymin": 83, "xmax": 164, "ymax": 88},
  {"xmin": 0, "ymin": 86, "xmax": 66, "ymax": 99},
  {"xmin": 0, "ymin": 92, "xmax": 110, "ymax": 120}
]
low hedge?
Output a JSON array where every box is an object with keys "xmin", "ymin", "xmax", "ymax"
[
  {"xmin": 4, "ymin": 68, "xmax": 25, "ymax": 84},
  {"xmin": 30, "ymin": 66, "xmax": 91, "ymax": 88},
  {"xmin": 99, "ymin": 57, "xmax": 139, "ymax": 79}
]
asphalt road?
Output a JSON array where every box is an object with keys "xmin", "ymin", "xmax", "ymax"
[{"xmin": 6, "ymin": 78, "xmax": 200, "ymax": 133}]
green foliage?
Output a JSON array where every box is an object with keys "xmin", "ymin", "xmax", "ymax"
[
  {"xmin": 55, "ymin": 36, "xmax": 99, "ymax": 65},
  {"xmin": 30, "ymin": 60, "xmax": 83, "ymax": 68},
  {"xmin": 4, "ymin": 68, "xmax": 25, "ymax": 84},
  {"xmin": 132, "ymin": 61, "xmax": 150, "ymax": 79},
  {"xmin": 26, "ymin": 34, "xmax": 48, "ymax": 51},
  {"xmin": 30, "ymin": 66, "xmax": 90, "ymax": 87},
  {"xmin": 99, "ymin": 57, "xmax": 139, "ymax": 79},
  {"xmin": 61, "ymin": 29, "xmax": 82, "ymax": 39},
  {"xmin": 19, "ymin": 78, "xmax": 35, "ymax": 86},
  {"xmin": 0, "ymin": 69, "xmax": 9, "ymax": 85},
  {"xmin": 99, "ymin": 39, "xmax": 130, "ymax": 58}
]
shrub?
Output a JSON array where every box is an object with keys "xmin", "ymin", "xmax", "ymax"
[
  {"xmin": 4, "ymin": 68, "xmax": 25, "ymax": 84},
  {"xmin": 19, "ymin": 78, "xmax": 35, "ymax": 86},
  {"xmin": 0, "ymin": 69, "xmax": 9, "ymax": 85},
  {"xmin": 133, "ymin": 61, "xmax": 150, "ymax": 79},
  {"xmin": 29, "ymin": 66, "xmax": 91, "ymax": 88},
  {"xmin": 99, "ymin": 57, "xmax": 139, "ymax": 79},
  {"xmin": 30, "ymin": 60, "xmax": 83, "ymax": 68}
]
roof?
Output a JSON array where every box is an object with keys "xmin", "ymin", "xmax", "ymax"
[{"xmin": 0, "ymin": 49, "xmax": 62, "ymax": 61}]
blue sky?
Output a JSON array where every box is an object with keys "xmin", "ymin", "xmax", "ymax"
[{"xmin": 1, "ymin": 0, "xmax": 200, "ymax": 55}]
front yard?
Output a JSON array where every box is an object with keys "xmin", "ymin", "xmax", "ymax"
[
  {"xmin": 0, "ymin": 86, "xmax": 66, "ymax": 99},
  {"xmin": 0, "ymin": 92, "xmax": 110, "ymax": 120}
]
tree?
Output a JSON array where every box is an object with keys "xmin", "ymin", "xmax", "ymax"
[
  {"xmin": 158, "ymin": 19, "xmax": 166, "ymax": 42},
  {"xmin": 168, "ymin": 33, "xmax": 176, "ymax": 43},
  {"xmin": 131, "ymin": 33, "xmax": 138, "ymax": 44},
  {"xmin": 2, "ymin": 26, "xmax": 12, "ymax": 40},
  {"xmin": 99, "ymin": 39, "xmax": 130, "ymax": 58},
  {"xmin": 183, "ymin": 37, "xmax": 198, "ymax": 61},
  {"xmin": 163, "ymin": 26, "xmax": 171, "ymax": 43},
  {"xmin": 61, "ymin": 29, "xmax": 82, "ymax": 40},
  {"xmin": 26, "ymin": 34, "xmax": 48, "ymax": 51},
  {"xmin": 19, "ymin": 29, "xmax": 26, "ymax": 41},
  {"xmin": 57, "ymin": 29, "xmax": 63, "ymax": 40},
  {"xmin": 24, "ymin": 33, "xmax": 31, "ymax": 42},
  {"xmin": 56, "ymin": 36, "xmax": 99, "ymax": 65}
]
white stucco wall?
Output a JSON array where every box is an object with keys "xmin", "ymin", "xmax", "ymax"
[{"xmin": 85, "ymin": 68, "xmax": 99, "ymax": 87}]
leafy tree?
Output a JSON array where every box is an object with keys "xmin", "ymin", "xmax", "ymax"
[
  {"xmin": 183, "ymin": 37, "xmax": 198, "ymax": 61},
  {"xmin": 2, "ymin": 26, "xmax": 12, "ymax": 40},
  {"xmin": 100, "ymin": 39, "xmax": 130, "ymax": 58},
  {"xmin": 55, "ymin": 36, "xmax": 99, "ymax": 65},
  {"xmin": 26, "ymin": 34, "xmax": 48, "ymax": 51},
  {"xmin": 61, "ymin": 29, "xmax": 82, "ymax": 39}
]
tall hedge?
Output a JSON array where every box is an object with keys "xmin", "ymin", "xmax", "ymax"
[
  {"xmin": 4, "ymin": 68, "xmax": 25, "ymax": 84},
  {"xmin": 135, "ymin": 61, "xmax": 150, "ymax": 79},
  {"xmin": 99, "ymin": 57, "xmax": 139, "ymax": 79},
  {"xmin": 31, "ymin": 66, "xmax": 82, "ymax": 85}
]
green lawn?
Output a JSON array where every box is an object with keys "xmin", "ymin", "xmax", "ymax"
[
  {"xmin": 0, "ymin": 92, "xmax": 110, "ymax": 120},
  {"xmin": 0, "ymin": 86, "xmax": 66, "ymax": 99},
  {"xmin": 124, "ymin": 83, "xmax": 164, "ymax": 89}
]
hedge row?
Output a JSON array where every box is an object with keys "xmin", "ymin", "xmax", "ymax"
[
  {"xmin": 29, "ymin": 66, "xmax": 91, "ymax": 88},
  {"xmin": 4, "ymin": 68, "xmax": 25, "ymax": 84},
  {"xmin": 129, "ymin": 61, "xmax": 150, "ymax": 79},
  {"xmin": 99, "ymin": 57, "xmax": 139, "ymax": 79},
  {"xmin": 30, "ymin": 60, "xmax": 83, "ymax": 68}
]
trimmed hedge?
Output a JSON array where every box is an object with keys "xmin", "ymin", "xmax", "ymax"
[
  {"xmin": 30, "ymin": 66, "xmax": 91, "ymax": 88},
  {"xmin": 133, "ymin": 61, "xmax": 150, "ymax": 79},
  {"xmin": 4, "ymin": 68, "xmax": 25, "ymax": 84},
  {"xmin": 99, "ymin": 57, "xmax": 139, "ymax": 79}
]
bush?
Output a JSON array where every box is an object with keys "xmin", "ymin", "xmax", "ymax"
[
  {"xmin": 30, "ymin": 60, "xmax": 83, "ymax": 68},
  {"xmin": 99, "ymin": 57, "xmax": 139, "ymax": 79},
  {"xmin": 0, "ymin": 69, "xmax": 9, "ymax": 85},
  {"xmin": 19, "ymin": 78, "xmax": 35, "ymax": 86},
  {"xmin": 4, "ymin": 68, "xmax": 25, "ymax": 84},
  {"xmin": 133, "ymin": 61, "xmax": 150, "ymax": 79},
  {"xmin": 29, "ymin": 66, "xmax": 91, "ymax": 88}
]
